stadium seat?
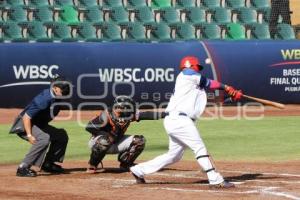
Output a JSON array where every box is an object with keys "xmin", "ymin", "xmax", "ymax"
[
  {"xmin": 174, "ymin": 23, "xmax": 196, "ymax": 40},
  {"xmin": 101, "ymin": 22, "xmax": 122, "ymax": 41},
  {"xmin": 225, "ymin": 22, "xmax": 245, "ymax": 39},
  {"xmin": 159, "ymin": 7, "xmax": 181, "ymax": 25},
  {"xmin": 104, "ymin": 6, "xmax": 129, "ymax": 24},
  {"xmin": 174, "ymin": 0, "xmax": 196, "ymax": 9},
  {"xmin": 34, "ymin": 6, "xmax": 56, "ymax": 22},
  {"xmin": 134, "ymin": 6, "xmax": 155, "ymax": 24},
  {"xmin": 151, "ymin": 0, "xmax": 171, "ymax": 9},
  {"xmin": 126, "ymin": 0, "xmax": 148, "ymax": 8},
  {"xmin": 28, "ymin": 0, "xmax": 50, "ymax": 6},
  {"xmin": 185, "ymin": 7, "xmax": 206, "ymax": 25},
  {"xmin": 6, "ymin": 0, "xmax": 26, "ymax": 6},
  {"xmin": 7, "ymin": 5, "xmax": 29, "ymax": 22},
  {"xmin": 275, "ymin": 23, "xmax": 296, "ymax": 40},
  {"xmin": 46, "ymin": 22, "xmax": 77, "ymax": 41},
  {"xmin": 250, "ymin": 0, "xmax": 269, "ymax": 9},
  {"xmin": 235, "ymin": 7, "xmax": 257, "ymax": 25},
  {"xmin": 76, "ymin": 22, "xmax": 102, "ymax": 41},
  {"xmin": 210, "ymin": 7, "xmax": 231, "ymax": 25},
  {"xmin": 58, "ymin": 5, "xmax": 79, "ymax": 24},
  {"xmin": 102, "ymin": 0, "xmax": 124, "ymax": 8},
  {"xmin": 123, "ymin": 22, "xmax": 147, "ymax": 41},
  {"xmin": 82, "ymin": 6, "xmax": 103, "ymax": 23},
  {"xmin": 77, "ymin": 0, "xmax": 99, "ymax": 7},
  {"xmin": 201, "ymin": 23, "xmax": 221, "ymax": 39},
  {"xmin": 53, "ymin": 0, "xmax": 75, "ymax": 6},
  {"xmin": 225, "ymin": 0, "xmax": 245, "ymax": 9},
  {"xmin": 249, "ymin": 23, "xmax": 270, "ymax": 39},
  {"xmin": 2, "ymin": 21, "xmax": 28, "ymax": 42},
  {"xmin": 202, "ymin": 0, "xmax": 221, "ymax": 8},
  {"xmin": 149, "ymin": 22, "xmax": 172, "ymax": 41},
  {"xmin": 26, "ymin": 21, "xmax": 53, "ymax": 41}
]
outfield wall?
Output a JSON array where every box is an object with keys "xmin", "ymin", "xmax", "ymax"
[{"xmin": 0, "ymin": 41, "xmax": 299, "ymax": 108}]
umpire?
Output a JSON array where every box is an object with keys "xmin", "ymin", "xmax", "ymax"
[{"xmin": 9, "ymin": 76, "xmax": 72, "ymax": 177}]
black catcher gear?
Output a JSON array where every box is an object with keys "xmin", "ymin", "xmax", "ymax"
[
  {"xmin": 89, "ymin": 135, "xmax": 111, "ymax": 167},
  {"xmin": 118, "ymin": 135, "xmax": 146, "ymax": 171},
  {"xmin": 111, "ymin": 96, "xmax": 136, "ymax": 125}
]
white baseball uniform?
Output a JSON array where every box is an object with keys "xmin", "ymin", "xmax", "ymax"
[{"xmin": 130, "ymin": 68, "xmax": 224, "ymax": 185}]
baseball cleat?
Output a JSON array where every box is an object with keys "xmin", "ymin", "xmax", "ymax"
[
  {"xmin": 86, "ymin": 166, "xmax": 97, "ymax": 174},
  {"xmin": 16, "ymin": 167, "xmax": 37, "ymax": 177},
  {"xmin": 209, "ymin": 180, "xmax": 235, "ymax": 189},
  {"xmin": 130, "ymin": 169, "xmax": 146, "ymax": 184},
  {"xmin": 41, "ymin": 162, "xmax": 64, "ymax": 173}
]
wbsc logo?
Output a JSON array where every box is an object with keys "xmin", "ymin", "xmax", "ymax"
[{"xmin": 0, "ymin": 65, "xmax": 59, "ymax": 88}]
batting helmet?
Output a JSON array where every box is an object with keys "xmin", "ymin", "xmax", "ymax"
[{"xmin": 179, "ymin": 56, "xmax": 203, "ymax": 72}]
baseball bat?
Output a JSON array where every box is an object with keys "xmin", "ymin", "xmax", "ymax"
[{"xmin": 242, "ymin": 94, "xmax": 285, "ymax": 109}]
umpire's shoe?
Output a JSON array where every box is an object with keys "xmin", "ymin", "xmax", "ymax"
[
  {"xmin": 16, "ymin": 167, "xmax": 37, "ymax": 177},
  {"xmin": 209, "ymin": 180, "xmax": 235, "ymax": 189},
  {"xmin": 130, "ymin": 168, "xmax": 145, "ymax": 184},
  {"xmin": 41, "ymin": 162, "xmax": 64, "ymax": 173}
]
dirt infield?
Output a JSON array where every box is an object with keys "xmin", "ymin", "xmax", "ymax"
[
  {"xmin": 0, "ymin": 160, "xmax": 300, "ymax": 200},
  {"xmin": 1, "ymin": 105, "xmax": 300, "ymax": 124}
]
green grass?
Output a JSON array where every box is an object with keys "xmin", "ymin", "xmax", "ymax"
[{"xmin": 0, "ymin": 116, "xmax": 299, "ymax": 164}]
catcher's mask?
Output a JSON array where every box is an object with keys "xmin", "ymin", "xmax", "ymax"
[{"xmin": 111, "ymin": 96, "xmax": 136, "ymax": 125}]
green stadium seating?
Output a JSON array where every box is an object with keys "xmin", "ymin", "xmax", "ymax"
[
  {"xmin": 150, "ymin": 22, "xmax": 172, "ymax": 41},
  {"xmin": 250, "ymin": 23, "xmax": 270, "ymax": 39},
  {"xmin": 101, "ymin": 22, "xmax": 122, "ymax": 41},
  {"xmin": 83, "ymin": 6, "xmax": 103, "ymax": 23},
  {"xmin": 58, "ymin": 5, "xmax": 79, "ymax": 24},
  {"xmin": 202, "ymin": 0, "xmax": 221, "ymax": 8},
  {"xmin": 185, "ymin": 7, "xmax": 206, "ymax": 24},
  {"xmin": 210, "ymin": 7, "xmax": 231, "ymax": 24},
  {"xmin": 102, "ymin": 0, "xmax": 124, "ymax": 8},
  {"xmin": 225, "ymin": 22, "xmax": 245, "ymax": 39},
  {"xmin": 159, "ymin": 7, "xmax": 181, "ymax": 25},
  {"xmin": 201, "ymin": 23, "xmax": 221, "ymax": 39},
  {"xmin": 77, "ymin": 0, "xmax": 98, "ymax": 7},
  {"xmin": 7, "ymin": 5, "xmax": 28, "ymax": 22},
  {"xmin": 2, "ymin": 21, "xmax": 28, "ymax": 42},
  {"xmin": 225, "ymin": 0, "xmax": 245, "ymax": 9},
  {"xmin": 250, "ymin": 0, "xmax": 269, "ymax": 9},
  {"xmin": 7, "ymin": 0, "xmax": 25, "ymax": 6},
  {"xmin": 174, "ymin": 23, "xmax": 196, "ymax": 40},
  {"xmin": 126, "ymin": 0, "xmax": 148, "ymax": 8},
  {"xmin": 28, "ymin": 0, "xmax": 50, "ymax": 6},
  {"xmin": 236, "ymin": 7, "xmax": 257, "ymax": 25},
  {"xmin": 134, "ymin": 6, "xmax": 155, "ymax": 24},
  {"xmin": 53, "ymin": 0, "xmax": 74, "ymax": 6},
  {"xmin": 275, "ymin": 23, "xmax": 296, "ymax": 40},
  {"xmin": 124, "ymin": 22, "xmax": 147, "ymax": 41},
  {"xmin": 76, "ymin": 22, "xmax": 102, "ymax": 41},
  {"xmin": 47, "ymin": 22, "xmax": 77, "ymax": 41},
  {"xmin": 26, "ymin": 21, "xmax": 53, "ymax": 41},
  {"xmin": 105, "ymin": 6, "xmax": 129, "ymax": 24},
  {"xmin": 151, "ymin": 0, "xmax": 171, "ymax": 9},
  {"xmin": 174, "ymin": 0, "xmax": 196, "ymax": 9},
  {"xmin": 35, "ymin": 6, "xmax": 55, "ymax": 22}
]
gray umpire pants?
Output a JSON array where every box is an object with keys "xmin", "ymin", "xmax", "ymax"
[{"xmin": 17, "ymin": 125, "xmax": 69, "ymax": 167}]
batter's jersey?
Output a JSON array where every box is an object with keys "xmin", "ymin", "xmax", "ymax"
[{"xmin": 166, "ymin": 68, "xmax": 209, "ymax": 120}]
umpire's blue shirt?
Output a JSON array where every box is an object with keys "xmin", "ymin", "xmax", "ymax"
[{"xmin": 20, "ymin": 88, "xmax": 61, "ymax": 127}]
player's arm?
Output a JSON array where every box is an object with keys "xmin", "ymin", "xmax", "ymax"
[
  {"xmin": 199, "ymin": 76, "xmax": 243, "ymax": 101},
  {"xmin": 22, "ymin": 113, "xmax": 36, "ymax": 144},
  {"xmin": 85, "ymin": 112, "xmax": 106, "ymax": 135},
  {"xmin": 135, "ymin": 110, "xmax": 166, "ymax": 121}
]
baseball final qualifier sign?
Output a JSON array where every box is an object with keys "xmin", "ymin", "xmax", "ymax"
[{"xmin": 0, "ymin": 41, "xmax": 299, "ymax": 108}]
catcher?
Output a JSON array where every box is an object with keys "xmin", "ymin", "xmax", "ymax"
[{"xmin": 85, "ymin": 95, "xmax": 164, "ymax": 173}]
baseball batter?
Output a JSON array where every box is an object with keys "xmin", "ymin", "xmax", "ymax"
[{"xmin": 130, "ymin": 56, "xmax": 242, "ymax": 188}]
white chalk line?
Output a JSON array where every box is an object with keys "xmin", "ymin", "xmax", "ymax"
[{"xmin": 222, "ymin": 170, "xmax": 300, "ymax": 178}]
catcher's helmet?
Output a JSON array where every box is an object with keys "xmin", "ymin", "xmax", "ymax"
[
  {"xmin": 179, "ymin": 56, "xmax": 203, "ymax": 72},
  {"xmin": 111, "ymin": 96, "xmax": 136, "ymax": 124}
]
